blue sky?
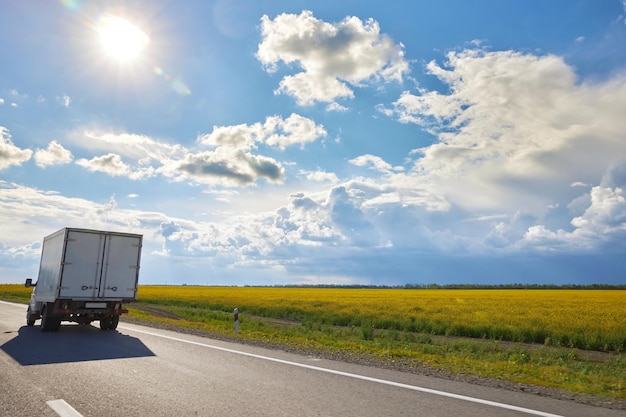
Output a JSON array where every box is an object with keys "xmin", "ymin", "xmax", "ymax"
[{"xmin": 1, "ymin": 0, "xmax": 626, "ymax": 286}]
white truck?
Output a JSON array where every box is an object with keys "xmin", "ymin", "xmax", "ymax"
[{"xmin": 25, "ymin": 228, "xmax": 143, "ymax": 332}]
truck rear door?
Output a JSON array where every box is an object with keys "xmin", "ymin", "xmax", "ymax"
[
  {"xmin": 58, "ymin": 230, "xmax": 104, "ymax": 299},
  {"xmin": 98, "ymin": 234, "xmax": 141, "ymax": 299}
]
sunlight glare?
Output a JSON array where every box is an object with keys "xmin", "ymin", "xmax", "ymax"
[{"xmin": 97, "ymin": 14, "xmax": 149, "ymax": 62}]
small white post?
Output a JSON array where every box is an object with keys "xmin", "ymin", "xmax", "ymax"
[{"xmin": 234, "ymin": 308, "xmax": 239, "ymax": 333}]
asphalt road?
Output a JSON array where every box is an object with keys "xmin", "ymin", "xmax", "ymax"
[{"xmin": 1, "ymin": 300, "xmax": 623, "ymax": 417}]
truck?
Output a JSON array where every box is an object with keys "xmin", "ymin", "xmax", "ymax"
[{"xmin": 25, "ymin": 227, "xmax": 143, "ymax": 332}]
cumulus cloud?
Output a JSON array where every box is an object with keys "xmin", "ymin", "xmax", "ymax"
[
  {"xmin": 520, "ymin": 185, "xmax": 626, "ymax": 251},
  {"xmin": 198, "ymin": 113, "xmax": 326, "ymax": 149},
  {"xmin": 263, "ymin": 113, "xmax": 327, "ymax": 149},
  {"xmin": 362, "ymin": 47, "xmax": 626, "ymax": 258},
  {"xmin": 381, "ymin": 48, "xmax": 626, "ymax": 213},
  {"xmin": 0, "ymin": 181, "xmax": 155, "ymax": 242},
  {"xmin": 257, "ymin": 10, "xmax": 409, "ymax": 106},
  {"xmin": 34, "ymin": 141, "xmax": 73, "ymax": 168},
  {"xmin": 70, "ymin": 114, "xmax": 325, "ymax": 187},
  {"xmin": 76, "ymin": 154, "xmax": 128, "ymax": 175},
  {"xmin": 0, "ymin": 127, "xmax": 32, "ymax": 169},
  {"xmin": 570, "ymin": 186, "xmax": 626, "ymax": 237},
  {"xmin": 163, "ymin": 148, "xmax": 285, "ymax": 187},
  {"xmin": 168, "ymin": 113, "xmax": 326, "ymax": 186},
  {"xmin": 349, "ymin": 154, "xmax": 404, "ymax": 173},
  {"xmin": 76, "ymin": 153, "xmax": 137, "ymax": 178}
]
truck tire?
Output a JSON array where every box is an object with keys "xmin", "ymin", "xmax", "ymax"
[
  {"xmin": 26, "ymin": 306, "xmax": 36, "ymax": 327},
  {"xmin": 109, "ymin": 315, "xmax": 119, "ymax": 330},
  {"xmin": 41, "ymin": 305, "xmax": 53, "ymax": 332},
  {"xmin": 41, "ymin": 304, "xmax": 61, "ymax": 332},
  {"xmin": 51, "ymin": 318, "xmax": 61, "ymax": 331},
  {"xmin": 100, "ymin": 315, "xmax": 120, "ymax": 331},
  {"xmin": 99, "ymin": 316, "xmax": 110, "ymax": 330}
]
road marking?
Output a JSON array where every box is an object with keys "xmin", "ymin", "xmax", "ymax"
[
  {"xmin": 121, "ymin": 325, "xmax": 565, "ymax": 417},
  {"xmin": 0, "ymin": 300, "xmax": 26, "ymax": 307},
  {"xmin": 46, "ymin": 399, "xmax": 84, "ymax": 417}
]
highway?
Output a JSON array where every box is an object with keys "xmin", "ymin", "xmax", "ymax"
[{"xmin": 1, "ymin": 300, "xmax": 623, "ymax": 417}]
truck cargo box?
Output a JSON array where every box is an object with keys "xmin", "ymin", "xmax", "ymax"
[
  {"xmin": 26, "ymin": 228, "xmax": 143, "ymax": 331},
  {"xmin": 35, "ymin": 228, "xmax": 142, "ymax": 301}
]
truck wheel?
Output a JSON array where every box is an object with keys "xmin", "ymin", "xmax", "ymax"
[
  {"xmin": 26, "ymin": 306, "xmax": 36, "ymax": 327},
  {"xmin": 51, "ymin": 318, "xmax": 62, "ymax": 332},
  {"xmin": 109, "ymin": 315, "xmax": 119, "ymax": 331},
  {"xmin": 41, "ymin": 304, "xmax": 61, "ymax": 332},
  {"xmin": 41, "ymin": 305, "xmax": 52, "ymax": 332},
  {"xmin": 100, "ymin": 316, "xmax": 112, "ymax": 331}
]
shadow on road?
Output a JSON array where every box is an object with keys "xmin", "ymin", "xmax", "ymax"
[{"xmin": 1, "ymin": 324, "xmax": 155, "ymax": 365}]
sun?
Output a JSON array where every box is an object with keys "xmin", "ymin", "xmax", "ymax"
[{"xmin": 96, "ymin": 14, "xmax": 149, "ymax": 63}]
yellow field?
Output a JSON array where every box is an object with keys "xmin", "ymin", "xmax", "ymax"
[
  {"xmin": 137, "ymin": 286, "xmax": 626, "ymax": 351},
  {"xmin": 1, "ymin": 284, "xmax": 623, "ymax": 351}
]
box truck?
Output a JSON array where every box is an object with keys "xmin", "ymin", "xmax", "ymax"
[{"xmin": 25, "ymin": 228, "xmax": 142, "ymax": 331}]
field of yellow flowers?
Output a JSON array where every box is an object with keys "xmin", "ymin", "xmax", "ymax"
[
  {"xmin": 1, "ymin": 284, "xmax": 623, "ymax": 351},
  {"xmin": 136, "ymin": 286, "xmax": 626, "ymax": 352}
]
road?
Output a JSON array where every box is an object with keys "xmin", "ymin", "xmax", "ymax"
[{"xmin": 1, "ymin": 300, "xmax": 623, "ymax": 417}]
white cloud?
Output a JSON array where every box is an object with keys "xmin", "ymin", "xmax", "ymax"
[
  {"xmin": 326, "ymin": 102, "xmax": 349, "ymax": 112},
  {"xmin": 257, "ymin": 10, "xmax": 409, "ymax": 106},
  {"xmin": 161, "ymin": 148, "xmax": 285, "ymax": 187},
  {"xmin": 199, "ymin": 124, "xmax": 257, "ymax": 149},
  {"xmin": 198, "ymin": 113, "xmax": 326, "ymax": 150},
  {"xmin": 0, "ymin": 240, "xmax": 41, "ymax": 260},
  {"xmin": 263, "ymin": 113, "xmax": 327, "ymax": 149},
  {"xmin": 80, "ymin": 131, "xmax": 186, "ymax": 162},
  {"xmin": 76, "ymin": 153, "xmax": 133, "ymax": 177},
  {"xmin": 171, "ymin": 114, "xmax": 326, "ymax": 186},
  {"xmin": 354, "ymin": 48, "xmax": 626, "ymax": 257},
  {"xmin": 570, "ymin": 186, "xmax": 626, "ymax": 236},
  {"xmin": 0, "ymin": 127, "xmax": 32, "ymax": 169},
  {"xmin": 0, "ymin": 181, "xmax": 155, "ymax": 243},
  {"xmin": 382, "ymin": 49, "xmax": 626, "ymax": 214},
  {"xmin": 301, "ymin": 169, "xmax": 339, "ymax": 183},
  {"xmin": 520, "ymin": 185, "xmax": 626, "ymax": 251},
  {"xmin": 349, "ymin": 154, "xmax": 404, "ymax": 173},
  {"xmin": 34, "ymin": 141, "xmax": 73, "ymax": 168},
  {"xmin": 74, "ymin": 115, "xmax": 325, "ymax": 187}
]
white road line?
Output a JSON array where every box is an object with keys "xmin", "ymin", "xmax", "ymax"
[
  {"xmin": 121, "ymin": 325, "xmax": 565, "ymax": 417},
  {"xmin": 46, "ymin": 399, "xmax": 84, "ymax": 417},
  {"xmin": 0, "ymin": 300, "xmax": 26, "ymax": 307}
]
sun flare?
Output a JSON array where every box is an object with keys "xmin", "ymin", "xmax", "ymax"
[{"xmin": 96, "ymin": 14, "xmax": 149, "ymax": 62}]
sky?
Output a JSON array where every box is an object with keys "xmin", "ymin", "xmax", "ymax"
[{"xmin": 1, "ymin": 0, "xmax": 626, "ymax": 286}]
